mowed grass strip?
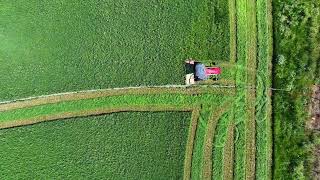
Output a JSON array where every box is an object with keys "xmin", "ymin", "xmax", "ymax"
[
  {"xmin": 228, "ymin": 0, "xmax": 237, "ymax": 63},
  {"xmin": 256, "ymin": 0, "xmax": 273, "ymax": 179},
  {"xmin": 212, "ymin": 110, "xmax": 232, "ymax": 179},
  {"xmin": 184, "ymin": 108, "xmax": 201, "ymax": 180},
  {"xmin": 223, "ymin": 122, "xmax": 235, "ymax": 180},
  {"xmin": 202, "ymin": 103, "xmax": 231, "ymax": 180},
  {"xmin": 234, "ymin": 0, "xmax": 258, "ymax": 178},
  {"xmin": 0, "ymin": 112, "xmax": 191, "ymax": 179},
  {"xmin": 245, "ymin": 0, "xmax": 258, "ymax": 178},
  {"xmin": 234, "ymin": 0, "xmax": 248, "ymax": 178},
  {"xmin": 0, "ymin": 86, "xmax": 236, "ymax": 112},
  {"xmin": 191, "ymin": 107, "xmax": 212, "ymax": 179},
  {"xmin": 0, "ymin": 105, "xmax": 194, "ymax": 129}
]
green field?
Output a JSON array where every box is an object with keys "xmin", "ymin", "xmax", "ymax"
[
  {"xmin": 5, "ymin": 0, "xmax": 319, "ymax": 179},
  {"xmin": 0, "ymin": 112, "xmax": 190, "ymax": 179},
  {"xmin": 0, "ymin": 0, "xmax": 230, "ymax": 101}
]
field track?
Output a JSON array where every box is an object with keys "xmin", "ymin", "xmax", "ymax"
[
  {"xmin": 202, "ymin": 102, "xmax": 232, "ymax": 179},
  {"xmin": 0, "ymin": 86, "xmax": 235, "ymax": 112}
]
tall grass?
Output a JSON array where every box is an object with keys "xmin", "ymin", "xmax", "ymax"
[{"xmin": 273, "ymin": 0, "xmax": 320, "ymax": 179}]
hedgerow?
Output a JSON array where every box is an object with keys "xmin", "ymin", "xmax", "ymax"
[{"xmin": 273, "ymin": 0, "xmax": 320, "ymax": 179}]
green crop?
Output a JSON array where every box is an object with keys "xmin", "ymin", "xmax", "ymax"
[
  {"xmin": 0, "ymin": 0, "xmax": 230, "ymax": 101},
  {"xmin": 0, "ymin": 112, "xmax": 190, "ymax": 179},
  {"xmin": 0, "ymin": 0, "xmax": 281, "ymax": 178}
]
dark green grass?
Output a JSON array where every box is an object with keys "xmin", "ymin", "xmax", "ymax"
[
  {"xmin": 273, "ymin": 0, "xmax": 320, "ymax": 179},
  {"xmin": 0, "ymin": 0, "xmax": 230, "ymax": 101},
  {"xmin": 0, "ymin": 112, "xmax": 191, "ymax": 179}
]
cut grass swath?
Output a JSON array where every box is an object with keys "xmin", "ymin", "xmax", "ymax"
[
  {"xmin": 256, "ymin": 0, "xmax": 273, "ymax": 179},
  {"xmin": 223, "ymin": 122, "xmax": 235, "ymax": 180},
  {"xmin": 0, "ymin": 86, "xmax": 235, "ymax": 112},
  {"xmin": 212, "ymin": 110, "xmax": 231, "ymax": 179},
  {"xmin": 184, "ymin": 108, "xmax": 201, "ymax": 180},
  {"xmin": 234, "ymin": 0, "xmax": 258, "ymax": 178},
  {"xmin": 202, "ymin": 103, "xmax": 231, "ymax": 179},
  {"xmin": 191, "ymin": 107, "xmax": 212, "ymax": 179},
  {"xmin": 234, "ymin": 0, "xmax": 247, "ymax": 178},
  {"xmin": 245, "ymin": 0, "xmax": 258, "ymax": 176},
  {"xmin": 0, "ymin": 105, "xmax": 194, "ymax": 129},
  {"xmin": 228, "ymin": 0, "xmax": 237, "ymax": 63}
]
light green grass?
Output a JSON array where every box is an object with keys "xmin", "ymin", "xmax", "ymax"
[
  {"xmin": 212, "ymin": 111, "xmax": 231, "ymax": 179},
  {"xmin": 0, "ymin": 93, "xmax": 232, "ymax": 123},
  {"xmin": 256, "ymin": 0, "xmax": 273, "ymax": 179}
]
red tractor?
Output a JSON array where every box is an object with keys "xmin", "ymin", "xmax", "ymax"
[{"xmin": 185, "ymin": 59, "xmax": 221, "ymax": 85}]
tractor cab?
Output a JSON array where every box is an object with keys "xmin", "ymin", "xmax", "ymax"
[{"xmin": 185, "ymin": 60, "xmax": 221, "ymax": 85}]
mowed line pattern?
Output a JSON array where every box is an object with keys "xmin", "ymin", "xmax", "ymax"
[
  {"xmin": 0, "ymin": 87, "xmax": 233, "ymax": 180},
  {"xmin": 0, "ymin": 0, "xmax": 274, "ymax": 178}
]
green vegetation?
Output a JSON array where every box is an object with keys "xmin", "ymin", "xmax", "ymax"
[
  {"xmin": 0, "ymin": 112, "xmax": 190, "ymax": 179},
  {"xmin": 0, "ymin": 0, "xmax": 280, "ymax": 179},
  {"xmin": 273, "ymin": 0, "xmax": 320, "ymax": 179},
  {"xmin": 0, "ymin": 0, "xmax": 230, "ymax": 101},
  {"xmin": 0, "ymin": 87, "xmax": 234, "ymax": 179},
  {"xmin": 212, "ymin": 111, "xmax": 231, "ymax": 179},
  {"xmin": 256, "ymin": 0, "xmax": 273, "ymax": 179},
  {"xmin": 234, "ymin": 0, "xmax": 257, "ymax": 179},
  {"xmin": 0, "ymin": 92, "xmax": 232, "ymax": 124}
]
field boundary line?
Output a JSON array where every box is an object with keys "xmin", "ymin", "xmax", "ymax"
[
  {"xmin": 202, "ymin": 101, "xmax": 232, "ymax": 180},
  {"xmin": 0, "ymin": 86, "xmax": 235, "ymax": 112},
  {"xmin": 223, "ymin": 122, "xmax": 235, "ymax": 180}
]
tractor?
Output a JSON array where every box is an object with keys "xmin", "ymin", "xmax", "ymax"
[{"xmin": 185, "ymin": 59, "xmax": 222, "ymax": 85}]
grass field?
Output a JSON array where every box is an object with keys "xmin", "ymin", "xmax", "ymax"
[
  {"xmin": 0, "ymin": 0, "xmax": 278, "ymax": 179},
  {"xmin": 0, "ymin": 112, "xmax": 190, "ymax": 179},
  {"xmin": 0, "ymin": 0, "xmax": 230, "ymax": 101}
]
